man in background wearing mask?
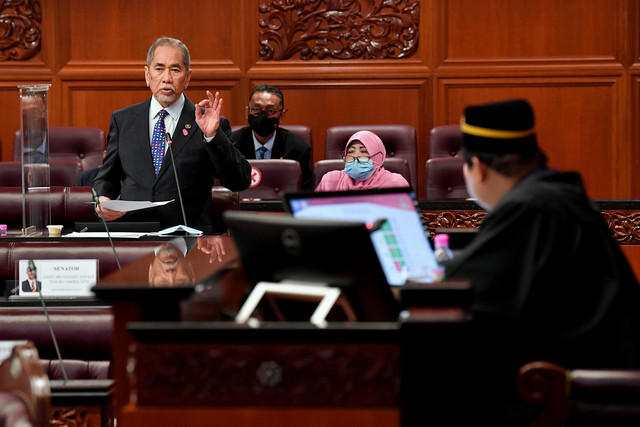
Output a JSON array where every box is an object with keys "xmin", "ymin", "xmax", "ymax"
[
  {"xmin": 231, "ymin": 85, "xmax": 312, "ymax": 189},
  {"xmin": 444, "ymin": 99, "xmax": 640, "ymax": 424}
]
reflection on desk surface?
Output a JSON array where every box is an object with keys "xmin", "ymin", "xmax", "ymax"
[{"xmin": 95, "ymin": 235, "xmax": 238, "ymax": 289}]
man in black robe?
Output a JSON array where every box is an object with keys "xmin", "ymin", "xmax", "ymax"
[{"xmin": 445, "ymin": 99, "xmax": 640, "ymax": 424}]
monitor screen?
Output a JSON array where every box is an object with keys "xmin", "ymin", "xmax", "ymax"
[
  {"xmin": 224, "ymin": 210, "xmax": 400, "ymax": 322},
  {"xmin": 283, "ymin": 187, "xmax": 439, "ymax": 285}
]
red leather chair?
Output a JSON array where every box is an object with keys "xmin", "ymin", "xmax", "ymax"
[
  {"xmin": 424, "ymin": 157, "xmax": 469, "ymax": 200},
  {"xmin": 240, "ymin": 159, "xmax": 302, "ymax": 200},
  {"xmin": 313, "ymin": 158, "xmax": 411, "ymax": 190},
  {"xmin": 324, "ymin": 124, "xmax": 417, "ymax": 189},
  {"xmin": 0, "ymin": 342, "xmax": 49, "ymax": 427},
  {"xmin": 517, "ymin": 361, "xmax": 640, "ymax": 426},
  {"xmin": 13, "ymin": 127, "xmax": 106, "ymax": 172},
  {"xmin": 428, "ymin": 125, "xmax": 463, "ymax": 158},
  {"xmin": 0, "ymin": 159, "xmax": 82, "ymax": 187}
]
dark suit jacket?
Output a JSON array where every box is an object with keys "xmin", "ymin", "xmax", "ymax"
[
  {"xmin": 74, "ymin": 167, "xmax": 100, "ymax": 186},
  {"xmin": 231, "ymin": 126, "xmax": 312, "ymax": 190},
  {"xmin": 21, "ymin": 280, "xmax": 42, "ymax": 293},
  {"xmin": 93, "ymin": 96, "xmax": 251, "ymax": 229}
]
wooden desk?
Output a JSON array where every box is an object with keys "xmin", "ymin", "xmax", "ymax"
[
  {"xmin": 92, "ymin": 233, "xmax": 478, "ymax": 427},
  {"xmin": 50, "ymin": 379, "xmax": 114, "ymax": 427},
  {"xmin": 123, "ymin": 322, "xmax": 400, "ymax": 427},
  {"xmin": 93, "ymin": 236, "xmax": 245, "ymax": 425}
]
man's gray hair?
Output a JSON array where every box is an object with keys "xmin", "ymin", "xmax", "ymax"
[{"xmin": 146, "ymin": 36, "xmax": 191, "ymax": 70}]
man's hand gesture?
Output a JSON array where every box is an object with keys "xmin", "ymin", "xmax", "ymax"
[{"xmin": 195, "ymin": 90, "xmax": 223, "ymax": 139}]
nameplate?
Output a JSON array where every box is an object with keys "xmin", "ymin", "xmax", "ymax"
[
  {"xmin": 16, "ymin": 259, "xmax": 98, "ymax": 297},
  {"xmin": 0, "ymin": 340, "xmax": 27, "ymax": 363}
]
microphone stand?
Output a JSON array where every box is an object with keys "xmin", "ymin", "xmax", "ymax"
[
  {"xmin": 37, "ymin": 289, "xmax": 68, "ymax": 384},
  {"xmin": 92, "ymin": 188, "xmax": 121, "ymax": 270},
  {"xmin": 165, "ymin": 132, "xmax": 188, "ymax": 227}
]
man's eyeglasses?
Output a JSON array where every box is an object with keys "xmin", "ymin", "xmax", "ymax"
[
  {"xmin": 342, "ymin": 155, "xmax": 372, "ymax": 165},
  {"xmin": 248, "ymin": 106, "xmax": 283, "ymax": 118}
]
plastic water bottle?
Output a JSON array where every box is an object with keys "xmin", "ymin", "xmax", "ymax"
[{"xmin": 432, "ymin": 234, "xmax": 454, "ymax": 281}]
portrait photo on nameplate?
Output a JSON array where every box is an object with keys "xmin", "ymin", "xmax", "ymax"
[{"xmin": 16, "ymin": 259, "xmax": 98, "ymax": 297}]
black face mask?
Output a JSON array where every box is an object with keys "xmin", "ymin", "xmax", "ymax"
[{"xmin": 248, "ymin": 113, "xmax": 279, "ymax": 137}]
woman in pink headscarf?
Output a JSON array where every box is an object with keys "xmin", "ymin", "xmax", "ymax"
[{"xmin": 315, "ymin": 130, "xmax": 410, "ymax": 192}]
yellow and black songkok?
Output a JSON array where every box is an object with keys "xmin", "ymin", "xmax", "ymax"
[{"xmin": 461, "ymin": 99, "xmax": 537, "ymax": 155}]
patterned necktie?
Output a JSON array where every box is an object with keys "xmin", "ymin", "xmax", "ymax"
[
  {"xmin": 31, "ymin": 280, "xmax": 36, "ymax": 292},
  {"xmin": 151, "ymin": 109, "xmax": 168, "ymax": 176},
  {"xmin": 257, "ymin": 146, "xmax": 268, "ymax": 159}
]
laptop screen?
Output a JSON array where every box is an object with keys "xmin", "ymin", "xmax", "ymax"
[{"xmin": 283, "ymin": 188, "xmax": 438, "ymax": 285}]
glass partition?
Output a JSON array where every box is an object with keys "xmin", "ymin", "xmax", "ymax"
[{"xmin": 18, "ymin": 84, "xmax": 51, "ymax": 236}]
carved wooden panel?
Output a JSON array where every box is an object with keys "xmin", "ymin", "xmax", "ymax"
[
  {"xmin": 258, "ymin": 0, "xmax": 420, "ymax": 60},
  {"xmin": 603, "ymin": 211, "xmax": 640, "ymax": 244},
  {"xmin": 51, "ymin": 405, "xmax": 113, "ymax": 427},
  {"xmin": 422, "ymin": 210, "xmax": 486, "ymax": 237},
  {"xmin": 421, "ymin": 208, "xmax": 640, "ymax": 245},
  {"xmin": 132, "ymin": 342, "xmax": 400, "ymax": 407},
  {"xmin": 0, "ymin": 0, "xmax": 41, "ymax": 61}
]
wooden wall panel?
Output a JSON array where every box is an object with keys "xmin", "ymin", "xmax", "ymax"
[
  {"xmin": 440, "ymin": 0, "xmax": 625, "ymax": 66},
  {"xmin": 437, "ymin": 75, "xmax": 624, "ymax": 199},
  {"xmin": 245, "ymin": 81, "xmax": 429, "ymax": 166},
  {"xmin": 63, "ymin": 82, "xmax": 238, "ymax": 136},
  {"xmin": 1, "ymin": 0, "xmax": 639, "ymax": 198},
  {"xmin": 66, "ymin": 0, "xmax": 239, "ymax": 67}
]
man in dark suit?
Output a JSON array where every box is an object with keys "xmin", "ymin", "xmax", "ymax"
[
  {"xmin": 93, "ymin": 37, "xmax": 251, "ymax": 231},
  {"xmin": 21, "ymin": 261, "xmax": 41, "ymax": 293},
  {"xmin": 74, "ymin": 167, "xmax": 100, "ymax": 186},
  {"xmin": 231, "ymin": 85, "xmax": 312, "ymax": 189},
  {"xmin": 74, "ymin": 150, "xmax": 106, "ymax": 186}
]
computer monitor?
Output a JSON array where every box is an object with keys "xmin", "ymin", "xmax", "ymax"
[
  {"xmin": 282, "ymin": 187, "xmax": 439, "ymax": 285},
  {"xmin": 224, "ymin": 210, "xmax": 400, "ymax": 322}
]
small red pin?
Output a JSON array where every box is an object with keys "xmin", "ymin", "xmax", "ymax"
[{"xmin": 182, "ymin": 128, "xmax": 188, "ymax": 136}]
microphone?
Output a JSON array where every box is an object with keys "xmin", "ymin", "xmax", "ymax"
[
  {"xmin": 165, "ymin": 132, "xmax": 188, "ymax": 227},
  {"xmin": 91, "ymin": 188, "xmax": 121, "ymax": 270},
  {"xmin": 37, "ymin": 288, "xmax": 69, "ymax": 384},
  {"xmin": 26, "ymin": 260, "xmax": 69, "ymax": 384}
]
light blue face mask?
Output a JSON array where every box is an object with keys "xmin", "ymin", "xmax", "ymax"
[{"xmin": 344, "ymin": 159, "xmax": 375, "ymax": 180}]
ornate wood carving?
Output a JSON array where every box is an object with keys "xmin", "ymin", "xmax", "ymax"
[
  {"xmin": 50, "ymin": 406, "xmax": 110, "ymax": 427},
  {"xmin": 422, "ymin": 210, "xmax": 486, "ymax": 237},
  {"xmin": 602, "ymin": 211, "xmax": 640, "ymax": 244},
  {"xmin": 258, "ymin": 0, "xmax": 419, "ymax": 60},
  {"xmin": 421, "ymin": 209, "xmax": 640, "ymax": 245},
  {"xmin": 0, "ymin": 0, "xmax": 41, "ymax": 61},
  {"xmin": 132, "ymin": 342, "xmax": 400, "ymax": 407}
]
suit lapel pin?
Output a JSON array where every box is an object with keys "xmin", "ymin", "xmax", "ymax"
[
  {"xmin": 185, "ymin": 123, "xmax": 191, "ymax": 129},
  {"xmin": 183, "ymin": 128, "xmax": 188, "ymax": 136}
]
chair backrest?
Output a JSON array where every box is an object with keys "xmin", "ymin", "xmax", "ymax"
[
  {"xmin": 0, "ymin": 342, "xmax": 50, "ymax": 426},
  {"xmin": 0, "ymin": 159, "xmax": 82, "ymax": 187},
  {"xmin": 517, "ymin": 360, "xmax": 640, "ymax": 427},
  {"xmin": 239, "ymin": 159, "xmax": 302, "ymax": 200},
  {"xmin": 428, "ymin": 125, "xmax": 463, "ymax": 158},
  {"xmin": 324, "ymin": 124, "xmax": 417, "ymax": 188},
  {"xmin": 313, "ymin": 158, "xmax": 412, "ymax": 190},
  {"xmin": 424, "ymin": 157, "xmax": 469, "ymax": 200},
  {"xmin": 13, "ymin": 127, "xmax": 106, "ymax": 171}
]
